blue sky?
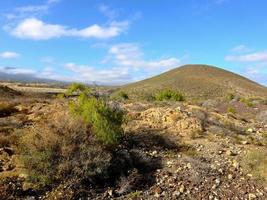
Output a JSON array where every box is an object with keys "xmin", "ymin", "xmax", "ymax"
[{"xmin": 0, "ymin": 0, "xmax": 267, "ymax": 85}]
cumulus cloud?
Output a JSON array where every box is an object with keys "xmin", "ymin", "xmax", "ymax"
[
  {"xmin": 225, "ymin": 46, "xmax": 267, "ymax": 85},
  {"xmin": 9, "ymin": 18, "xmax": 128, "ymax": 40},
  {"xmin": 63, "ymin": 63, "xmax": 131, "ymax": 84},
  {"xmin": 0, "ymin": 43, "xmax": 182, "ymax": 85},
  {"xmin": 0, "ymin": 51, "xmax": 20, "ymax": 59},
  {"xmin": 105, "ymin": 43, "xmax": 181, "ymax": 71},
  {"xmin": 225, "ymin": 51, "xmax": 267, "ymax": 62},
  {"xmin": 59, "ymin": 43, "xmax": 182, "ymax": 84}
]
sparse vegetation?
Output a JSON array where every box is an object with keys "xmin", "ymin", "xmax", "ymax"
[
  {"xmin": 154, "ymin": 89, "xmax": 185, "ymax": 101},
  {"xmin": 120, "ymin": 65, "xmax": 267, "ymax": 100},
  {"xmin": 111, "ymin": 91, "xmax": 129, "ymax": 100},
  {"xmin": 227, "ymin": 93, "xmax": 235, "ymax": 101},
  {"xmin": 19, "ymin": 115, "xmax": 112, "ymax": 187},
  {"xmin": 242, "ymin": 149, "xmax": 267, "ymax": 185},
  {"xmin": 240, "ymin": 98, "xmax": 254, "ymax": 107},
  {"xmin": 65, "ymin": 82, "xmax": 91, "ymax": 96},
  {"xmin": 18, "ymin": 83, "xmax": 124, "ymax": 187},
  {"xmin": 227, "ymin": 106, "xmax": 236, "ymax": 114},
  {"xmin": 0, "ymin": 102, "xmax": 17, "ymax": 117},
  {"xmin": 128, "ymin": 191, "xmax": 141, "ymax": 199}
]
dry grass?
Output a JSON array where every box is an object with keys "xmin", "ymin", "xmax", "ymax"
[
  {"xmin": 19, "ymin": 111, "xmax": 113, "ymax": 187},
  {"xmin": 0, "ymin": 102, "xmax": 18, "ymax": 117},
  {"xmin": 242, "ymin": 149, "xmax": 267, "ymax": 185}
]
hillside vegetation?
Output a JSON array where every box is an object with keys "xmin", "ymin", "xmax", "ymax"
[{"xmin": 120, "ymin": 65, "xmax": 267, "ymax": 100}]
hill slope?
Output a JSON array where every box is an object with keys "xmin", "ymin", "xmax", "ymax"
[{"xmin": 121, "ymin": 65, "xmax": 267, "ymax": 99}]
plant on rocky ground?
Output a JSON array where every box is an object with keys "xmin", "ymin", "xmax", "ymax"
[
  {"xmin": 68, "ymin": 84, "xmax": 124, "ymax": 147},
  {"xmin": 19, "ymin": 83, "xmax": 124, "ymax": 187},
  {"xmin": 0, "ymin": 102, "xmax": 17, "ymax": 117},
  {"xmin": 240, "ymin": 98, "xmax": 254, "ymax": 107},
  {"xmin": 154, "ymin": 89, "xmax": 185, "ymax": 102},
  {"xmin": 128, "ymin": 191, "xmax": 141, "ymax": 199},
  {"xmin": 110, "ymin": 91, "xmax": 129, "ymax": 101},
  {"xmin": 65, "ymin": 82, "xmax": 91, "ymax": 96},
  {"xmin": 227, "ymin": 106, "xmax": 236, "ymax": 114},
  {"xmin": 242, "ymin": 149, "xmax": 267, "ymax": 185},
  {"xmin": 227, "ymin": 93, "xmax": 235, "ymax": 101},
  {"xmin": 19, "ymin": 115, "xmax": 112, "ymax": 187}
]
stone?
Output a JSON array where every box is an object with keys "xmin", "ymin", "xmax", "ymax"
[
  {"xmin": 173, "ymin": 191, "xmax": 181, "ymax": 197},
  {"xmin": 215, "ymin": 178, "xmax": 220, "ymax": 185},
  {"xmin": 232, "ymin": 160, "xmax": 239, "ymax": 169},
  {"xmin": 248, "ymin": 193, "xmax": 257, "ymax": 200},
  {"xmin": 226, "ymin": 150, "xmax": 237, "ymax": 156},
  {"xmin": 241, "ymin": 140, "xmax": 248, "ymax": 145},
  {"xmin": 228, "ymin": 174, "xmax": 233, "ymax": 180},
  {"xmin": 186, "ymin": 163, "xmax": 192, "ymax": 169},
  {"xmin": 154, "ymin": 186, "xmax": 162, "ymax": 196},
  {"xmin": 107, "ymin": 189, "xmax": 113, "ymax": 197},
  {"xmin": 256, "ymin": 110, "xmax": 267, "ymax": 123},
  {"xmin": 247, "ymin": 128, "xmax": 254, "ymax": 133},
  {"xmin": 179, "ymin": 185, "xmax": 185, "ymax": 193}
]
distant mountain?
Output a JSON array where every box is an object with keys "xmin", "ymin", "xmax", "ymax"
[
  {"xmin": 121, "ymin": 64, "xmax": 267, "ymax": 99},
  {"xmin": 0, "ymin": 71, "xmax": 56, "ymax": 83}
]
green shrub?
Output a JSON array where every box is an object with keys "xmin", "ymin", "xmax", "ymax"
[
  {"xmin": 56, "ymin": 93, "xmax": 66, "ymax": 99},
  {"xmin": 69, "ymin": 94, "xmax": 123, "ymax": 147},
  {"xmin": 154, "ymin": 89, "xmax": 185, "ymax": 101},
  {"xmin": 65, "ymin": 82, "xmax": 91, "ymax": 96},
  {"xmin": 19, "ymin": 115, "xmax": 112, "ymax": 187},
  {"xmin": 142, "ymin": 93, "xmax": 156, "ymax": 101},
  {"xmin": 227, "ymin": 106, "xmax": 236, "ymax": 114},
  {"xmin": 227, "ymin": 93, "xmax": 236, "ymax": 101},
  {"xmin": 240, "ymin": 98, "xmax": 254, "ymax": 107},
  {"xmin": 110, "ymin": 91, "xmax": 129, "ymax": 100}
]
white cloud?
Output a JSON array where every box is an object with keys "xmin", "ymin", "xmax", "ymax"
[
  {"xmin": 0, "ymin": 51, "xmax": 20, "ymax": 59},
  {"xmin": 98, "ymin": 4, "xmax": 118, "ymax": 20},
  {"xmin": 225, "ymin": 51, "xmax": 267, "ymax": 62},
  {"xmin": 230, "ymin": 45, "xmax": 252, "ymax": 53},
  {"xmin": 0, "ymin": 43, "xmax": 182, "ymax": 85},
  {"xmin": 63, "ymin": 63, "xmax": 131, "ymax": 84},
  {"xmin": 15, "ymin": 5, "xmax": 48, "ymax": 13},
  {"xmin": 9, "ymin": 18, "xmax": 128, "ymax": 40},
  {"xmin": 106, "ymin": 43, "xmax": 181, "ymax": 71},
  {"xmin": 10, "ymin": 18, "xmax": 66, "ymax": 40},
  {"xmin": 6, "ymin": 0, "xmax": 60, "ymax": 20}
]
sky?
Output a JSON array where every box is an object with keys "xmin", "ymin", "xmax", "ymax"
[{"xmin": 0, "ymin": 0, "xmax": 267, "ymax": 85}]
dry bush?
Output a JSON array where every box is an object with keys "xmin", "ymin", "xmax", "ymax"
[
  {"xmin": 19, "ymin": 112, "xmax": 112, "ymax": 187},
  {"xmin": 0, "ymin": 102, "xmax": 18, "ymax": 117},
  {"xmin": 110, "ymin": 91, "xmax": 129, "ymax": 101}
]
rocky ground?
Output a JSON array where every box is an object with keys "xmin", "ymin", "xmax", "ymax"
[{"xmin": 1, "ymin": 93, "xmax": 267, "ymax": 199}]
